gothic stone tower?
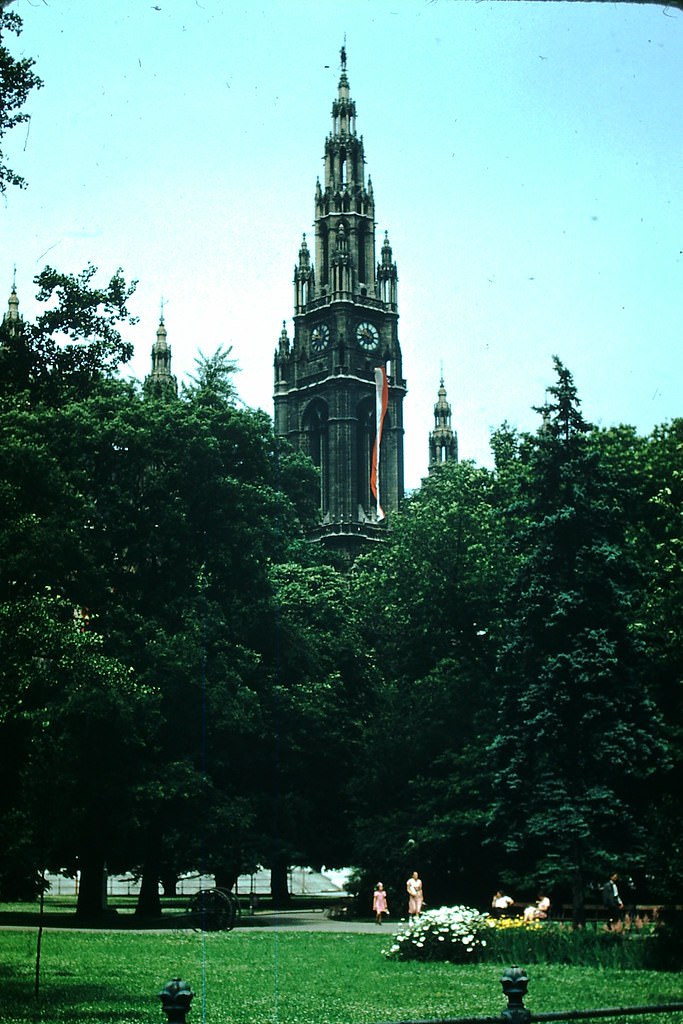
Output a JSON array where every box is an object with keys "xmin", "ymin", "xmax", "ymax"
[
  {"xmin": 143, "ymin": 310, "xmax": 178, "ymax": 401},
  {"xmin": 274, "ymin": 48, "xmax": 406, "ymax": 555},
  {"xmin": 428, "ymin": 377, "xmax": 458, "ymax": 472}
]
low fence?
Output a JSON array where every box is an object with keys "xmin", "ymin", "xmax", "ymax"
[{"xmin": 158, "ymin": 967, "xmax": 683, "ymax": 1024}]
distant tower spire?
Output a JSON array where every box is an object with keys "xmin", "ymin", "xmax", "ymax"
[
  {"xmin": 2, "ymin": 272, "xmax": 22, "ymax": 339},
  {"xmin": 144, "ymin": 302, "xmax": 178, "ymax": 399},
  {"xmin": 539, "ymin": 388, "xmax": 552, "ymax": 434},
  {"xmin": 428, "ymin": 375, "xmax": 458, "ymax": 472}
]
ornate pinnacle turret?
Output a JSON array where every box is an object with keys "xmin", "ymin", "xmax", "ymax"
[
  {"xmin": 294, "ymin": 234, "xmax": 314, "ymax": 313},
  {"xmin": 144, "ymin": 304, "xmax": 177, "ymax": 400},
  {"xmin": 377, "ymin": 230, "xmax": 398, "ymax": 306},
  {"xmin": 7, "ymin": 286, "xmax": 19, "ymax": 322},
  {"xmin": 274, "ymin": 320, "xmax": 291, "ymax": 392},
  {"xmin": 338, "ymin": 44, "xmax": 350, "ymax": 109},
  {"xmin": 2, "ymin": 272, "xmax": 22, "ymax": 340},
  {"xmin": 428, "ymin": 376, "xmax": 458, "ymax": 471},
  {"xmin": 298, "ymin": 233, "xmax": 311, "ymax": 269},
  {"xmin": 278, "ymin": 320, "xmax": 290, "ymax": 357}
]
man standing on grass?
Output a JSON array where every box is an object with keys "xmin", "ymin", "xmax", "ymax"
[{"xmin": 602, "ymin": 872, "xmax": 624, "ymax": 929}]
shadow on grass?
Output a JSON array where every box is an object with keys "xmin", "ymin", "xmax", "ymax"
[
  {"xmin": 0, "ymin": 908, "xmax": 195, "ymax": 930},
  {"xmin": 0, "ymin": 966, "xmax": 153, "ymax": 1022}
]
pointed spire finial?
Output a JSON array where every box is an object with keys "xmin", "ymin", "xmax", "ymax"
[
  {"xmin": 278, "ymin": 320, "xmax": 290, "ymax": 357},
  {"xmin": 160, "ymin": 296, "xmax": 166, "ymax": 325},
  {"xmin": 6, "ymin": 270, "xmax": 20, "ymax": 324}
]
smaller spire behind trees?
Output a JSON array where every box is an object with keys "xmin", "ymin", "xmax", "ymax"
[
  {"xmin": 428, "ymin": 375, "xmax": 458, "ymax": 472},
  {"xmin": 143, "ymin": 303, "xmax": 178, "ymax": 400}
]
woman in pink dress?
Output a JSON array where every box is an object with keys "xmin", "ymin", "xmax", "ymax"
[
  {"xmin": 406, "ymin": 871, "xmax": 424, "ymax": 917},
  {"xmin": 372, "ymin": 882, "xmax": 389, "ymax": 924}
]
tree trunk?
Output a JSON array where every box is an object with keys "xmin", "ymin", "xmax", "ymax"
[
  {"xmin": 75, "ymin": 853, "xmax": 107, "ymax": 919},
  {"xmin": 135, "ymin": 860, "xmax": 162, "ymax": 917},
  {"xmin": 214, "ymin": 867, "xmax": 239, "ymax": 893},
  {"xmin": 160, "ymin": 871, "xmax": 178, "ymax": 898},
  {"xmin": 270, "ymin": 857, "xmax": 291, "ymax": 907}
]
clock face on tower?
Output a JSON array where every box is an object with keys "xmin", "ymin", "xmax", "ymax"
[
  {"xmin": 356, "ymin": 321, "xmax": 379, "ymax": 350},
  {"xmin": 310, "ymin": 324, "xmax": 329, "ymax": 353}
]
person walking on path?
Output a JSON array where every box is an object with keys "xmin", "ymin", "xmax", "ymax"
[
  {"xmin": 372, "ymin": 882, "xmax": 389, "ymax": 924},
  {"xmin": 406, "ymin": 871, "xmax": 424, "ymax": 918},
  {"xmin": 602, "ymin": 872, "xmax": 624, "ymax": 929}
]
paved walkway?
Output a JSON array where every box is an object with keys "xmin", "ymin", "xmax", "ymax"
[
  {"xmin": 0, "ymin": 908, "xmax": 395, "ymax": 934},
  {"xmin": 241, "ymin": 909, "xmax": 389, "ymax": 933}
]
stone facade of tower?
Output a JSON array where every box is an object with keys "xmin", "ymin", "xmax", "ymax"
[
  {"xmin": 273, "ymin": 49, "xmax": 406, "ymax": 555},
  {"xmin": 428, "ymin": 377, "xmax": 458, "ymax": 471},
  {"xmin": 144, "ymin": 314, "xmax": 178, "ymax": 400}
]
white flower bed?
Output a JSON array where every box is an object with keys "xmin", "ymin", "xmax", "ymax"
[{"xmin": 383, "ymin": 905, "xmax": 491, "ymax": 961}]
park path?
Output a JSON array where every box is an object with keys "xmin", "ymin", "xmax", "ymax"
[
  {"xmin": 240, "ymin": 909, "xmax": 388, "ymax": 933},
  {"xmin": 0, "ymin": 908, "xmax": 392, "ymax": 934}
]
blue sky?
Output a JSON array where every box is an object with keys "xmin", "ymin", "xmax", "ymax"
[{"xmin": 3, "ymin": 0, "xmax": 682, "ymax": 488}]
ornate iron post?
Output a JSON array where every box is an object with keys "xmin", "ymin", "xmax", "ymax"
[
  {"xmin": 501, "ymin": 966, "xmax": 531, "ymax": 1024},
  {"xmin": 159, "ymin": 977, "xmax": 195, "ymax": 1024}
]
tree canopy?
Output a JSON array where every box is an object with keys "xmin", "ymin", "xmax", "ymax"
[
  {"xmin": 0, "ymin": 271, "xmax": 680, "ymax": 916},
  {"xmin": 0, "ymin": 8, "xmax": 42, "ymax": 193}
]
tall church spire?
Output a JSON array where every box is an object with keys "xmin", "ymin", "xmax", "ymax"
[
  {"xmin": 144, "ymin": 303, "xmax": 177, "ymax": 399},
  {"xmin": 428, "ymin": 376, "xmax": 458, "ymax": 471},
  {"xmin": 311, "ymin": 46, "xmax": 380, "ymax": 302},
  {"xmin": 273, "ymin": 49, "xmax": 406, "ymax": 558}
]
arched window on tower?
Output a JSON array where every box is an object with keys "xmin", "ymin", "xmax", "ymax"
[
  {"xmin": 357, "ymin": 222, "xmax": 366, "ymax": 283},
  {"xmin": 302, "ymin": 399, "xmax": 329, "ymax": 513},
  {"xmin": 357, "ymin": 397, "xmax": 374, "ymax": 516},
  {"xmin": 321, "ymin": 227, "xmax": 329, "ymax": 287}
]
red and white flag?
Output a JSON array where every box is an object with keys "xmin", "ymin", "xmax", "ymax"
[{"xmin": 371, "ymin": 366, "xmax": 389, "ymax": 520}]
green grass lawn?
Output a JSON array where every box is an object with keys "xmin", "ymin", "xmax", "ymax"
[{"xmin": 1, "ymin": 929, "xmax": 682, "ymax": 1024}]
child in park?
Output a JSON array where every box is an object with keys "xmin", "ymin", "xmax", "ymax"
[{"xmin": 373, "ymin": 882, "xmax": 389, "ymax": 924}]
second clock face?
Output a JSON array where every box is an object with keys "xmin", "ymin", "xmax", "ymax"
[
  {"xmin": 310, "ymin": 324, "xmax": 329, "ymax": 352},
  {"xmin": 356, "ymin": 321, "xmax": 379, "ymax": 350}
]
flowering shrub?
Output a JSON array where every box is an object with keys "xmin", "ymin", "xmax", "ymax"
[
  {"xmin": 489, "ymin": 915, "xmax": 544, "ymax": 932},
  {"xmin": 383, "ymin": 905, "xmax": 491, "ymax": 962}
]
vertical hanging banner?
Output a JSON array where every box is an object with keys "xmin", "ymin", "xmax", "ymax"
[{"xmin": 371, "ymin": 366, "xmax": 389, "ymax": 520}]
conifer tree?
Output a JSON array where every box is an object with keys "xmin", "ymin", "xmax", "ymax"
[{"xmin": 488, "ymin": 357, "xmax": 668, "ymax": 922}]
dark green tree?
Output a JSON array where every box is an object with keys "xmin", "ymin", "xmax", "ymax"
[
  {"xmin": 0, "ymin": 265, "xmax": 137, "ymax": 404},
  {"xmin": 0, "ymin": 594, "xmax": 153, "ymax": 913},
  {"xmin": 631, "ymin": 419, "xmax": 683, "ymax": 901},
  {"xmin": 0, "ymin": 277, "xmax": 320, "ymax": 910},
  {"xmin": 257, "ymin": 561, "xmax": 375, "ymax": 904},
  {"xmin": 488, "ymin": 357, "xmax": 669, "ymax": 922},
  {"xmin": 348, "ymin": 460, "xmax": 511, "ymax": 907},
  {"xmin": 0, "ymin": 7, "xmax": 42, "ymax": 193}
]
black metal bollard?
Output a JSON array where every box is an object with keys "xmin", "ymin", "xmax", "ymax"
[
  {"xmin": 159, "ymin": 978, "xmax": 195, "ymax": 1024},
  {"xmin": 501, "ymin": 966, "xmax": 531, "ymax": 1024}
]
